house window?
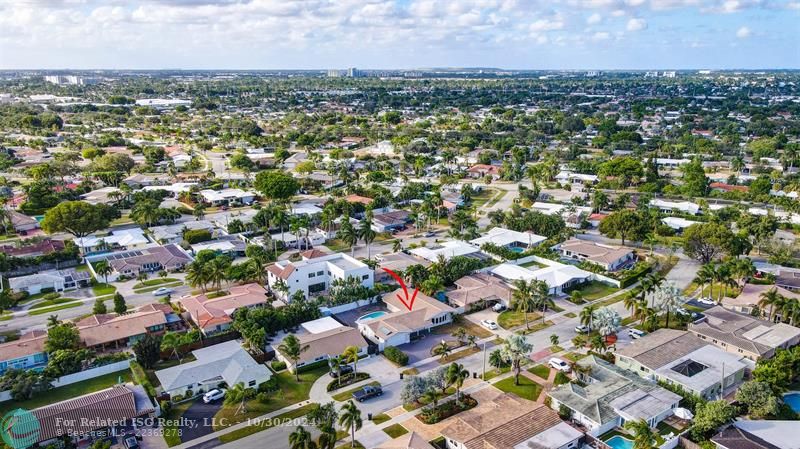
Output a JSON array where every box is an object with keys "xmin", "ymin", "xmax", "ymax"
[
  {"xmin": 309, "ymin": 273, "xmax": 316, "ymax": 278},
  {"xmin": 362, "ymin": 275, "xmax": 369, "ymax": 280},
  {"xmin": 248, "ymin": 380, "xmax": 256, "ymax": 387},
  {"xmin": 317, "ymin": 271, "xmax": 324, "ymax": 276}
]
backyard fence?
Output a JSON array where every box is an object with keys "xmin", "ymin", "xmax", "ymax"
[{"xmin": 0, "ymin": 359, "xmax": 132, "ymax": 403}]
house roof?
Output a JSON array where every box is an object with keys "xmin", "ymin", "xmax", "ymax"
[
  {"xmin": 27, "ymin": 384, "xmax": 154, "ymax": 444},
  {"xmin": 0, "ymin": 330, "xmax": 47, "ymax": 362},
  {"xmin": 688, "ymin": 306, "xmax": 800, "ymax": 356},
  {"xmin": 179, "ymin": 283, "xmax": 268, "ymax": 330},
  {"xmin": 364, "ymin": 289, "xmax": 454, "ymax": 339},
  {"xmin": 712, "ymin": 421, "xmax": 800, "ymax": 449},
  {"xmin": 448, "ymin": 272, "xmax": 512, "ymax": 308},
  {"xmin": 8, "ymin": 210, "xmax": 39, "ymax": 228},
  {"xmin": 467, "ymin": 164, "xmax": 501, "ymax": 174},
  {"xmin": 469, "ymin": 227, "xmax": 546, "ymax": 248},
  {"xmin": 376, "ymin": 431, "xmax": 435, "ymax": 449},
  {"xmin": 559, "ymin": 238, "xmax": 634, "ymax": 266},
  {"xmin": 344, "ymin": 194, "xmax": 373, "ymax": 205},
  {"xmin": 75, "ymin": 306, "xmax": 170, "ymax": 347},
  {"xmin": 616, "ymin": 329, "xmax": 708, "ymax": 369},
  {"xmin": 155, "ymin": 340, "xmax": 271, "ymax": 391},
  {"xmin": 103, "ymin": 244, "xmax": 193, "ymax": 273},
  {"xmin": 441, "ymin": 393, "xmax": 567, "ymax": 449},
  {"xmin": 724, "ymin": 283, "xmax": 800, "ymax": 309},
  {"xmin": 0, "ymin": 239, "xmax": 64, "ymax": 257},
  {"xmin": 293, "ymin": 326, "xmax": 368, "ymax": 365}
]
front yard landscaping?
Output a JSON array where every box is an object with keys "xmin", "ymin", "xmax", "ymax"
[
  {"xmin": 92, "ymin": 283, "xmax": 117, "ymax": 296},
  {"xmin": 432, "ymin": 321, "xmax": 493, "ymax": 339},
  {"xmin": 372, "ymin": 413, "xmax": 391, "ymax": 425},
  {"xmin": 331, "ymin": 381, "xmax": 382, "ymax": 402},
  {"xmin": 527, "ymin": 364, "xmax": 551, "ymax": 380},
  {"xmin": 217, "ymin": 402, "xmax": 319, "ymax": 443},
  {"xmin": 416, "ymin": 394, "xmax": 478, "ymax": 424},
  {"xmin": 162, "ymin": 400, "xmax": 193, "ymax": 447},
  {"xmin": 437, "ymin": 345, "xmax": 481, "ymax": 364},
  {"xmin": 568, "ymin": 281, "xmax": 619, "ymax": 301},
  {"xmin": 497, "ymin": 311, "xmax": 542, "ymax": 329},
  {"xmin": 327, "ymin": 372, "xmax": 371, "ymax": 392},
  {"xmin": 494, "ymin": 375, "xmax": 543, "ymax": 401},
  {"xmin": 382, "ymin": 423, "xmax": 409, "ymax": 438},
  {"xmin": 563, "ymin": 352, "xmax": 588, "ymax": 362}
]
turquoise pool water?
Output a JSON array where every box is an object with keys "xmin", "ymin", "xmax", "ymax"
[
  {"xmin": 357, "ymin": 311, "xmax": 387, "ymax": 322},
  {"xmin": 784, "ymin": 392, "xmax": 800, "ymax": 412},
  {"xmin": 509, "ymin": 246, "xmax": 524, "ymax": 253},
  {"xmin": 605, "ymin": 436, "xmax": 634, "ymax": 449}
]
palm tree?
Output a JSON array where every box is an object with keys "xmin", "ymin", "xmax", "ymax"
[
  {"xmin": 421, "ymin": 386, "xmax": 443, "ymax": 415},
  {"xmin": 550, "ymin": 334, "xmax": 560, "ymax": 347},
  {"xmin": 288, "ymin": 426, "xmax": 317, "ymax": 449},
  {"xmin": 759, "ymin": 288, "xmax": 784, "ymax": 322},
  {"xmin": 623, "ymin": 294, "xmax": 644, "ymax": 320},
  {"xmin": 279, "ymin": 334, "xmax": 310, "ymax": 381},
  {"xmin": 433, "ymin": 341, "xmax": 451, "ymax": 360},
  {"xmin": 46, "ymin": 315, "xmax": 60, "ymax": 327},
  {"xmin": 624, "ymin": 419, "xmax": 657, "ymax": 449},
  {"xmin": 94, "ymin": 260, "xmax": 112, "ymax": 285},
  {"xmin": 186, "ymin": 261, "xmax": 210, "ymax": 292},
  {"xmin": 511, "ymin": 279, "xmax": 535, "ymax": 330},
  {"xmin": 392, "ymin": 239, "xmax": 402, "ymax": 253},
  {"xmin": 328, "ymin": 357, "xmax": 343, "ymax": 387},
  {"xmin": 359, "ymin": 211, "xmax": 377, "ymax": 259},
  {"xmin": 445, "ymin": 362, "xmax": 470, "ymax": 403},
  {"xmin": 570, "ymin": 290, "xmax": 584, "ymax": 304},
  {"xmin": 338, "ymin": 400, "xmax": 362, "ymax": 449},
  {"xmin": 695, "ymin": 263, "xmax": 716, "ymax": 300},
  {"xmin": 531, "ymin": 280, "xmax": 553, "ymax": 324},
  {"xmin": 224, "ymin": 382, "xmax": 250, "ymax": 415},
  {"xmin": 502, "ymin": 334, "xmax": 533, "ymax": 386},
  {"xmin": 713, "ymin": 264, "xmax": 737, "ymax": 303},
  {"xmin": 206, "ymin": 258, "xmax": 228, "ymax": 291},
  {"xmin": 580, "ymin": 304, "xmax": 596, "ymax": 330},
  {"xmin": 337, "ymin": 216, "xmax": 358, "ymax": 257},
  {"xmin": 341, "ymin": 345, "xmax": 360, "ymax": 376}
]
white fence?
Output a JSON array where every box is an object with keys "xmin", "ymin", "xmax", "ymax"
[
  {"xmin": 0, "ymin": 359, "xmax": 131, "ymax": 403},
  {"xmin": 320, "ymin": 296, "xmax": 380, "ymax": 315}
]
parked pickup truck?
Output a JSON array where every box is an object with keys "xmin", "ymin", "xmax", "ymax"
[{"xmin": 352, "ymin": 385, "xmax": 383, "ymax": 402}]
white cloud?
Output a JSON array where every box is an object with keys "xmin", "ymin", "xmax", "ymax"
[
  {"xmin": 592, "ymin": 31, "xmax": 611, "ymax": 40},
  {"xmin": 586, "ymin": 13, "xmax": 602, "ymax": 24},
  {"xmin": 530, "ymin": 17, "xmax": 565, "ymax": 32},
  {"xmin": 626, "ymin": 18, "xmax": 647, "ymax": 31},
  {"xmin": 736, "ymin": 26, "xmax": 752, "ymax": 38}
]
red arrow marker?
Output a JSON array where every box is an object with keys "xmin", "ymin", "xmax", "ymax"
[{"xmin": 381, "ymin": 267, "xmax": 418, "ymax": 312}]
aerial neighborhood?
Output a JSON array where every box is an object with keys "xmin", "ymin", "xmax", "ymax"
[{"xmin": 0, "ymin": 69, "xmax": 799, "ymax": 449}]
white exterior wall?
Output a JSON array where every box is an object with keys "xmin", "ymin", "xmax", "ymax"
[{"xmin": 271, "ymin": 255, "xmax": 374, "ymax": 300}]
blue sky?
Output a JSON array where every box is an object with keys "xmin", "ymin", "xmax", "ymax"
[{"xmin": 0, "ymin": 0, "xmax": 798, "ymax": 70}]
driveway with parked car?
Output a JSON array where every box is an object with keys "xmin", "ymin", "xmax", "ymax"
[{"xmin": 179, "ymin": 400, "xmax": 223, "ymax": 443}]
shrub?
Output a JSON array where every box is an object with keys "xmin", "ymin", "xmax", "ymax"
[
  {"xmin": 159, "ymin": 400, "xmax": 171, "ymax": 414},
  {"xmin": 326, "ymin": 372, "xmax": 370, "ymax": 392},
  {"xmin": 172, "ymin": 394, "xmax": 184, "ymax": 402},
  {"xmin": 384, "ymin": 346, "xmax": 409, "ymax": 366},
  {"xmin": 554, "ymin": 371, "xmax": 570, "ymax": 386},
  {"xmin": 183, "ymin": 229, "xmax": 212, "ymax": 244},
  {"xmin": 270, "ymin": 360, "xmax": 287, "ymax": 372},
  {"xmin": 258, "ymin": 377, "xmax": 279, "ymax": 393},
  {"xmin": 257, "ymin": 392, "xmax": 270, "ymax": 404},
  {"xmin": 43, "ymin": 292, "xmax": 60, "ymax": 301},
  {"xmin": 417, "ymin": 395, "xmax": 477, "ymax": 424}
]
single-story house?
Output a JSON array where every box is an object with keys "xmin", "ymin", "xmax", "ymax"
[
  {"xmin": 447, "ymin": 273, "xmax": 513, "ymax": 312},
  {"xmin": 376, "ymin": 432, "xmax": 435, "ymax": 449},
  {"xmin": 467, "ymin": 164, "xmax": 501, "ymax": 180},
  {"xmin": 76, "ymin": 303, "xmax": 177, "ymax": 351},
  {"xmin": 490, "ymin": 262, "xmax": 595, "ymax": 296},
  {"xmin": 409, "ymin": 240, "xmax": 482, "ymax": 263},
  {"xmin": 661, "ymin": 217, "xmax": 700, "ymax": 232},
  {"xmin": 276, "ymin": 317, "xmax": 368, "ymax": 373},
  {"xmin": 87, "ymin": 244, "xmax": 193, "ymax": 282},
  {"xmin": 776, "ymin": 271, "xmax": 800, "ymax": 292},
  {"xmin": 190, "ymin": 235, "xmax": 247, "ymax": 258},
  {"xmin": 359, "ymin": 289, "xmax": 455, "ymax": 350},
  {"xmin": 649, "ymin": 199, "xmax": 701, "ymax": 215},
  {"xmin": 0, "ymin": 330, "xmax": 48, "ymax": 374},
  {"xmin": 9, "ymin": 268, "xmax": 91, "ymax": 295},
  {"xmin": 615, "ymin": 329, "xmax": 749, "ymax": 400},
  {"xmin": 711, "ymin": 420, "xmax": 797, "ymax": 449},
  {"xmin": 371, "ymin": 210, "xmax": 412, "ymax": 232},
  {"xmin": 74, "ymin": 227, "xmax": 150, "ymax": 254},
  {"xmin": 180, "ymin": 283, "xmax": 268, "ymax": 335},
  {"xmin": 81, "ymin": 186, "xmax": 122, "ymax": 205},
  {"xmin": 199, "ymin": 189, "xmax": 256, "ymax": 206},
  {"xmin": 548, "ymin": 356, "xmax": 681, "ymax": 436},
  {"xmin": 558, "ymin": 239, "xmax": 636, "ymax": 271},
  {"xmin": 0, "ymin": 239, "xmax": 65, "ymax": 257},
  {"xmin": 8, "ymin": 210, "xmax": 39, "ymax": 234},
  {"xmin": 723, "ymin": 283, "xmax": 800, "ymax": 316},
  {"xmin": 155, "ymin": 340, "xmax": 272, "ymax": 398},
  {"xmin": 149, "ymin": 220, "xmax": 216, "ymax": 244},
  {"xmin": 469, "ymin": 227, "xmax": 547, "ymax": 249},
  {"xmin": 441, "ymin": 392, "xmax": 582, "ymax": 449},
  {"xmin": 375, "ymin": 252, "xmax": 430, "ymax": 283}
]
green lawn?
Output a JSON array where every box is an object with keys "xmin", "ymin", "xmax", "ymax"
[
  {"xmin": 497, "ymin": 311, "xmax": 542, "ymax": 329},
  {"xmin": 403, "ymin": 387, "xmax": 456, "ymax": 411},
  {"xmin": 527, "ymin": 364, "xmax": 551, "ymax": 380},
  {"xmin": 382, "ymin": 424, "xmax": 408, "ymax": 438},
  {"xmin": 163, "ymin": 401, "xmax": 193, "ymax": 447},
  {"xmin": 0, "ymin": 369, "xmax": 132, "ymax": 414},
  {"xmin": 432, "ymin": 321, "xmax": 493, "ymax": 339},
  {"xmin": 563, "ymin": 352, "xmax": 588, "ymax": 362},
  {"xmin": 92, "ymin": 283, "xmax": 117, "ymax": 296},
  {"xmin": 493, "ymin": 375, "xmax": 543, "ymax": 401},
  {"xmin": 570, "ymin": 281, "xmax": 620, "ymax": 301},
  {"xmin": 217, "ymin": 403, "xmax": 318, "ymax": 444},
  {"xmin": 550, "ymin": 345, "xmax": 564, "ymax": 353},
  {"xmin": 437, "ymin": 346, "xmax": 481, "ymax": 364},
  {"xmin": 485, "ymin": 190, "xmax": 507, "ymax": 208},
  {"xmin": 133, "ymin": 282, "xmax": 184, "ymax": 294},
  {"xmin": 682, "ymin": 282, "xmax": 739, "ymax": 299},
  {"xmin": 324, "ymin": 239, "xmax": 351, "ymax": 253},
  {"xmin": 133, "ymin": 278, "xmax": 181, "ymax": 289},
  {"xmin": 28, "ymin": 301, "xmax": 83, "ymax": 315},
  {"xmin": 372, "ymin": 413, "xmax": 391, "ymax": 425},
  {"xmin": 28, "ymin": 296, "xmax": 75, "ymax": 309},
  {"xmin": 212, "ymin": 365, "xmax": 328, "ymax": 430},
  {"xmin": 483, "ymin": 366, "xmax": 510, "ymax": 381},
  {"xmin": 331, "ymin": 381, "xmax": 382, "ymax": 402}
]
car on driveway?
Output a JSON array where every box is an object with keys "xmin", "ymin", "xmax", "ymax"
[
  {"xmin": 202, "ymin": 388, "xmax": 226, "ymax": 403},
  {"xmin": 329, "ymin": 364, "xmax": 354, "ymax": 378},
  {"xmin": 574, "ymin": 324, "xmax": 590, "ymax": 334},
  {"xmin": 548, "ymin": 357, "xmax": 571, "ymax": 372},
  {"xmin": 492, "ymin": 303, "xmax": 506, "ymax": 312},
  {"xmin": 123, "ymin": 436, "xmax": 139, "ymax": 449},
  {"xmin": 153, "ymin": 287, "xmax": 172, "ymax": 296},
  {"xmin": 697, "ymin": 297, "xmax": 716, "ymax": 306},
  {"xmin": 481, "ymin": 319, "xmax": 498, "ymax": 330}
]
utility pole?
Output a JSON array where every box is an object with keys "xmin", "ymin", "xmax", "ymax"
[{"xmin": 482, "ymin": 341, "xmax": 487, "ymax": 380}]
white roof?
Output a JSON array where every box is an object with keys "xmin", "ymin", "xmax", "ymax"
[
  {"xmin": 470, "ymin": 227, "xmax": 547, "ymax": 247},
  {"xmin": 200, "ymin": 189, "xmax": 255, "ymax": 202},
  {"xmin": 301, "ymin": 316, "xmax": 343, "ymax": 335},
  {"xmin": 649, "ymin": 199, "xmax": 700, "ymax": 214},
  {"xmin": 514, "ymin": 422, "xmax": 583, "ymax": 449},
  {"xmin": 150, "ymin": 220, "xmax": 215, "ymax": 242},
  {"xmin": 734, "ymin": 420, "xmax": 800, "ymax": 449},
  {"xmin": 555, "ymin": 171, "xmax": 599, "ymax": 182},
  {"xmin": 655, "ymin": 158, "xmax": 690, "ymax": 165},
  {"xmin": 142, "ymin": 182, "xmax": 197, "ymax": 194},
  {"xmin": 75, "ymin": 228, "xmax": 149, "ymax": 248},
  {"xmin": 290, "ymin": 204, "xmax": 323, "ymax": 216},
  {"xmin": 491, "ymin": 262, "xmax": 593, "ymax": 290},
  {"xmin": 409, "ymin": 240, "xmax": 480, "ymax": 262},
  {"xmin": 655, "ymin": 345, "xmax": 748, "ymax": 393},
  {"xmin": 661, "ymin": 217, "xmax": 699, "ymax": 230}
]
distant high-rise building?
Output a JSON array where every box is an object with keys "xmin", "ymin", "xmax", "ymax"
[
  {"xmin": 662, "ymin": 71, "xmax": 677, "ymax": 78},
  {"xmin": 346, "ymin": 67, "xmax": 362, "ymax": 78},
  {"xmin": 44, "ymin": 75, "xmax": 98, "ymax": 86},
  {"xmin": 644, "ymin": 71, "xmax": 659, "ymax": 78},
  {"xmin": 326, "ymin": 69, "xmax": 342, "ymax": 78},
  {"xmin": 586, "ymin": 71, "xmax": 601, "ymax": 77}
]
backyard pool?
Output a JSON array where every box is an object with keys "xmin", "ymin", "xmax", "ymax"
[
  {"xmin": 605, "ymin": 435, "xmax": 634, "ymax": 449},
  {"xmin": 356, "ymin": 311, "xmax": 388, "ymax": 323},
  {"xmin": 509, "ymin": 246, "xmax": 524, "ymax": 253},
  {"xmin": 784, "ymin": 392, "xmax": 800, "ymax": 412}
]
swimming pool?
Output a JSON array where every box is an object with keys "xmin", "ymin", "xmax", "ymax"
[
  {"xmin": 509, "ymin": 246, "xmax": 524, "ymax": 253},
  {"xmin": 356, "ymin": 311, "xmax": 388, "ymax": 323},
  {"xmin": 784, "ymin": 392, "xmax": 800, "ymax": 412},
  {"xmin": 605, "ymin": 435, "xmax": 634, "ymax": 449}
]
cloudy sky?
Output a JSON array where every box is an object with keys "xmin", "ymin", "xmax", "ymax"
[{"xmin": 1, "ymin": 0, "xmax": 798, "ymax": 70}]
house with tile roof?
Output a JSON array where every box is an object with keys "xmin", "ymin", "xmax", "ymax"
[
  {"xmin": 441, "ymin": 392, "xmax": 582, "ymax": 449},
  {"xmin": 376, "ymin": 431, "xmax": 436, "ymax": 449},
  {"xmin": 8, "ymin": 268, "xmax": 91, "ymax": 295},
  {"xmin": 8, "ymin": 210, "xmax": 40, "ymax": 234},
  {"xmin": 155, "ymin": 340, "xmax": 271, "ymax": 398},
  {"xmin": 74, "ymin": 227, "xmax": 150, "ymax": 255},
  {"xmin": 266, "ymin": 252, "xmax": 373, "ymax": 301},
  {"xmin": 179, "ymin": 283, "xmax": 268, "ymax": 335},
  {"xmin": 0, "ymin": 330, "xmax": 48, "ymax": 374},
  {"xmin": 75, "ymin": 303, "xmax": 176, "ymax": 351},
  {"xmin": 547, "ymin": 356, "xmax": 681, "ymax": 436},
  {"xmin": 86, "ymin": 244, "xmax": 193, "ymax": 282},
  {"xmin": 688, "ymin": 306, "xmax": 800, "ymax": 361},
  {"xmin": 558, "ymin": 239, "xmax": 636, "ymax": 272},
  {"xmin": 276, "ymin": 319, "xmax": 368, "ymax": 373},
  {"xmin": 723, "ymin": 283, "xmax": 800, "ymax": 316},
  {"xmin": 358, "ymin": 289, "xmax": 454, "ymax": 350},
  {"xmin": 615, "ymin": 329, "xmax": 749, "ymax": 400},
  {"xmin": 447, "ymin": 272, "xmax": 513, "ymax": 312}
]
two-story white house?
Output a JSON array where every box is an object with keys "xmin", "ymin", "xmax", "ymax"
[{"xmin": 266, "ymin": 252, "xmax": 373, "ymax": 300}]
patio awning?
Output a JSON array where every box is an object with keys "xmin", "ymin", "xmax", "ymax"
[{"xmin": 673, "ymin": 407, "xmax": 694, "ymax": 420}]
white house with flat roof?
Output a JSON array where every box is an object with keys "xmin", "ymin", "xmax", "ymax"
[
  {"xmin": 490, "ymin": 261, "xmax": 595, "ymax": 296},
  {"xmin": 199, "ymin": 189, "xmax": 256, "ymax": 206},
  {"xmin": 266, "ymin": 252, "xmax": 373, "ymax": 300},
  {"xmin": 469, "ymin": 227, "xmax": 547, "ymax": 249},
  {"xmin": 649, "ymin": 199, "xmax": 701, "ymax": 215},
  {"xmin": 661, "ymin": 217, "xmax": 700, "ymax": 231},
  {"xmin": 73, "ymin": 228, "xmax": 150, "ymax": 254},
  {"xmin": 409, "ymin": 240, "xmax": 482, "ymax": 262}
]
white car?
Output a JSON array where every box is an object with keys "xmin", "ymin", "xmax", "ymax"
[
  {"xmin": 697, "ymin": 298, "xmax": 716, "ymax": 306},
  {"xmin": 574, "ymin": 325, "xmax": 590, "ymax": 334},
  {"xmin": 480, "ymin": 319, "xmax": 498, "ymax": 330},
  {"xmin": 628, "ymin": 328, "xmax": 646, "ymax": 339},
  {"xmin": 548, "ymin": 357, "xmax": 571, "ymax": 372},
  {"xmin": 202, "ymin": 388, "xmax": 226, "ymax": 403},
  {"xmin": 153, "ymin": 287, "xmax": 172, "ymax": 296}
]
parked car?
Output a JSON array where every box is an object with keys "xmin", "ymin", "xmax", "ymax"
[
  {"xmin": 203, "ymin": 388, "xmax": 226, "ymax": 403},
  {"xmin": 424, "ymin": 231, "xmax": 436, "ymax": 237},
  {"xmin": 628, "ymin": 328, "xmax": 646, "ymax": 339},
  {"xmin": 123, "ymin": 436, "xmax": 139, "ymax": 449},
  {"xmin": 697, "ymin": 297, "xmax": 716, "ymax": 306},
  {"xmin": 574, "ymin": 324, "xmax": 590, "ymax": 334},
  {"xmin": 153, "ymin": 287, "xmax": 172, "ymax": 296},
  {"xmin": 329, "ymin": 364, "xmax": 354, "ymax": 378},
  {"xmin": 352, "ymin": 385, "xmax": 383, "ymax": 402},
  {"xmin": 676, "ymin": 307, "xmax": 689, "ymax": 316},
  {"xmin": 548, "ymin": 357, "xmax": 571, "ymax": 372},
  {"xmin": 481, "ymin": 319, "xmax": 498, "ymax": 330},
  {"xmin": 492, "ymin": 303, "xmax": 506, "ymax": 312}
]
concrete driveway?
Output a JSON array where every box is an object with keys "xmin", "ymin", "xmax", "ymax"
[{"xmin": 179, "ymin": 400, "xmax": 223, "ymax": 443}]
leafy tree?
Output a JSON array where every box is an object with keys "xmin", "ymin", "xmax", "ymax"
[
  {"xmin": 0, "ymin": 369, "xmax": 52, "ymax": 401},
  {"xmin": 735, "ymin": 381, "xmax": 781, "ymax": 419},
  {"xmin": 255, "ymin": 170, "xmax": 299, "ymax": 201},
  {"xmin": 44, "ymin": 348, "xmax": 93, "ymax": 377},
  {"xmin": 113, "ymin": 293, "xmax": 127, "ymax": 314},
  {"xmin": 599, "ymin": 209, "xmax": 647, "ymax": 245},
  {"xmin": 45, "ymin": 322, "xmax": 80, "ymax": 352},
  {"xmin": 133, "ymin": 334, "xmax": 162, "ymax": 370},
  {"xmin": 691, "ymin": 400, "xmax": 738, "ymax": 440},
  {"xmin": 681, "ymin": 158, "xmax": 709, "ymax": 197},
  {"xmin": 683, "ymin": 222, "xmax": 735, "ymax": 263},
  {"xmin": 93, "ymin": 298, "xmax": 107, "ymax": 315},
  {"xmin": 41, "ymin": 201, "xmax": 112, "ymax": 241}
]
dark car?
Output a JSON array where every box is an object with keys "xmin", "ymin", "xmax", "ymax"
[
  {"xmin": 329, "ymin": 364, "xmax": 354, "ymax": 378},
  {"xmin": 352, "ymin": 385, "xmax": 383, "ymax": 402},
  {"xmin": 123, "ymin": 436, "xmax": 139, "ymax": 449}
]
